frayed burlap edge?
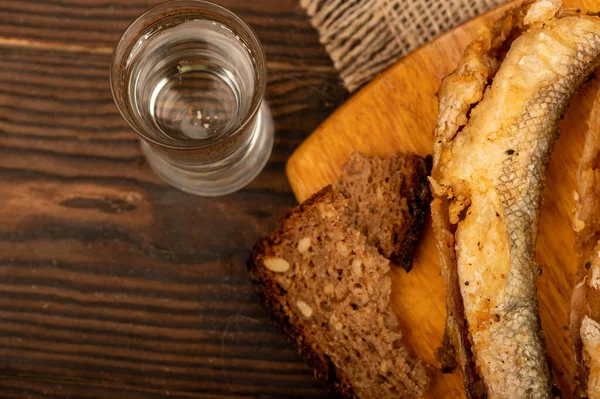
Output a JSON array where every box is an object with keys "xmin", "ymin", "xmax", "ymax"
[{"xmin": 301, "ymin": 0, "xmax": 508, "ymax": 92}]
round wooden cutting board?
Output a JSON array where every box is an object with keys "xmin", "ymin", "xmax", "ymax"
[{"xmin": 286, "ymin": 1, "xmax": 600, "ymax": 397}]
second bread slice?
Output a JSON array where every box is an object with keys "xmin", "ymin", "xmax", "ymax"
[{"xmin": 337, "ymin": 152, "xmax": 431, "ymax": 271}]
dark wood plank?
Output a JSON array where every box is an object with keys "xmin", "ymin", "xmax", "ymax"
[
  {"xmin": 0, "ymin": 0, "xmax": 348, "ymax": 397},
  {"xmin": 0, "ymin": 0, "xmax": 335, "ymax": 65}
]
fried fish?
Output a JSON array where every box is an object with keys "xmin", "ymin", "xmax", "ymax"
[{"xmin": 431, "ymin": 1, "xmax": 600, "ymax": 397}]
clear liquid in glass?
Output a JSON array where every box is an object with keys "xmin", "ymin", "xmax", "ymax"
[{"xmin": 128, "ymin": 18, "xmax": 256, "ymax": 143}]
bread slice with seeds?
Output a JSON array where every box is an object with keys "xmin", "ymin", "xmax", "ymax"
[
  {"xmin": 337, "ymin": 152, "xmax": 431, "ymax": 271},
  {"xmin": 248, "ymin": 186, "xmax": 430, "ymax": 398}
]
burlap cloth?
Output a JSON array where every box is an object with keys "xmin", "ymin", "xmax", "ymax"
[{"xmin": 301, "ymin": 0, "xmax": 508, "ymax": 92}]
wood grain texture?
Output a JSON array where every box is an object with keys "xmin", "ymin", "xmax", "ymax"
[
  {"xmin": 286, "ymin": 1, "xmax": 600, "ymax": 397},
  {"xmin": 0, "ymin": 0, "xmax": 347, "ymax": 398}
]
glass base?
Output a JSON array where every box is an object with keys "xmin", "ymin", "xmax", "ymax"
[{"xmin": 142, "ymin": 102, "xmax": 274, "ymax": 197}]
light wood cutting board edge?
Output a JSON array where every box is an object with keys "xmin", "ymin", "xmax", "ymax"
[{"xmin": 285, "ymin": 1, "xmax": 600, "ymax": 398}]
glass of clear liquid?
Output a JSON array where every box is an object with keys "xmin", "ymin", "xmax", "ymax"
[{"xmin": 110, "ymin": 0, "xmax": 274, "ymax": 196}]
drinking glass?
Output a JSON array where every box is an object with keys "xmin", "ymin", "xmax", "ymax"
[{"xmin": 111, "ymin": 0, "xmax": 274, "ymax": 196}]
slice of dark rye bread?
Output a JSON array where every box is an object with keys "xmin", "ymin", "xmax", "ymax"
[
  {"xmin": 248, "ymin": 187, "xmax": 430, "ymax": 398},
  {"xmin": 337, "ymin": 152, "xmax": 432, "ymax": 271}
]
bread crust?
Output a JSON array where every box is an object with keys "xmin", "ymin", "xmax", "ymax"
[{"xmin": 392, "ymin": 155, "xmax": 432, "ymax": 271}]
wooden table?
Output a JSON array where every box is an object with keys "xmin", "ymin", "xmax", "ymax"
[{"xmin": 0, "ymin": 1, "xmax": 347, "ymax": 397}]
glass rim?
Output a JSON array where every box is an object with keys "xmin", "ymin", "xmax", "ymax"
[{"xmin": 109, "ymin": 0, "xmax": 268, "ymax": 151}]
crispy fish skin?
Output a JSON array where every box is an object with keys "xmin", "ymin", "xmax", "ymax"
[
  {"xmin": 432, "ymin": 1, "xmax": 600, "ymax": 397},
  {"xmin": 571, "ymin": 89, "xmax": 600, "ymax": 398}
]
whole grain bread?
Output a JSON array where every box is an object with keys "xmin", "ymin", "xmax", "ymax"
[
  {"xmin": 248, "ymin": 186, "xmax": 430, "ymax": 398},
  {"xmin": 337, "ymin": 152, "xmax": 431, "ymax": 271}
]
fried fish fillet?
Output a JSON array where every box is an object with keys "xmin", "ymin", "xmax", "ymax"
[
  {"xmin": 431, "ymin": 1, "xmax": 600, "ymax": 397},
  {"xmin": 571, "ymin": 89, "xmax": 600, "ymax": 398}
]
